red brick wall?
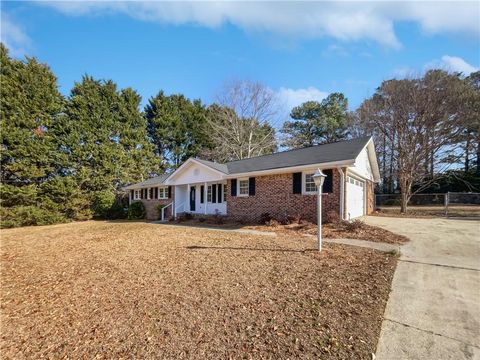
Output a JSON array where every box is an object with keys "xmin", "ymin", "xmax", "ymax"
[
  {"xmin": 226, "ymin": 170, "xmax": 340, "ymax": 223},
  {"xmin": 132, "ymin": 190, "xmax": 174, "ymax": 220}
]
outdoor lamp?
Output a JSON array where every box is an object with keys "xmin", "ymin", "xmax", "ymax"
[{"xmin": 312, "ymin": 169, "xmax": 327, "ymax": 251}]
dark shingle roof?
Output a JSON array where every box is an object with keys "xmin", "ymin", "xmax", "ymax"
[
  {"xmin": 195, "ymin": 158, "xmax": 229, "ymax": 174},
  {"xmin": 125, "ymin": 137, "xmax": 372, "ymax": 188},
  {"xmin": 123, "ymin": 174, "xmax": 169, "ymax": 189},
  {"xmin": 224, "ymin": 136, "xmax": 371, "ymax": 174}
]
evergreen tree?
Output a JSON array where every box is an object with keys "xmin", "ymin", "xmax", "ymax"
[
  {"xmin": 281, "ymin": 93, "xmax": 349, "ymax": 149},
  {"xmin": 0, "ymin": 43, "xmax": 89, "ymax": 227},
  {"xmin": 63, "ymin": 76, "xmax": 158, "ymax": 211},
  {"xmin": 145, "ymin": 91, "xmax": 211, "ymax": 168}
]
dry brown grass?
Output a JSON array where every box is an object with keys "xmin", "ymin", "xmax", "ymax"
[{"xmin": 1, "ymin": 221, "xmax": 396, "ymax": 359}]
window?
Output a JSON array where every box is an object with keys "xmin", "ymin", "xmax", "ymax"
[
  {"xmin": 158, "ymin": 187, "xmax": 168, "ymax": 199},
  {"xmin": 238, "ymin": 179, "xmax": 249, "ymax": 196},
  {"xmin": 304, "ymin": 173, "xmax": 317, "ymax": 194},
  {"xmin": 207, "ymin": 185, "xmax": 212, "ymax": 202},
  {"xmin": 134, "ymin": 190, "xmax": 140, "ymax": 200},
  {"xmin": 223, "ymin": 183, "xmax": 227, "ymax": 202}
]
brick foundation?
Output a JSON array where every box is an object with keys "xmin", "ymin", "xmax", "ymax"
[
  {"xmin": 136, "ymin": 197, "xmax": 174, "ymax": 220},
  {"xmin": 226, "ymin": 170, "xmax": 341, "ymax": 224}
]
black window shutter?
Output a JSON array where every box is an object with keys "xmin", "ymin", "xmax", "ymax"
[
  {"xmin": 200, "ymin": 185, "xmax": 204, "ymax": 203},
  {"xmin": 168, "ymin": 186, "xmax": 172, "ymax": 198},
  {"xmin": 231, "ymin": 179, "xmax": 237, "ymax": 196},
  {"xmin": 217, "ymin": 184, "xmax": 222, "ymax": 203},
  {"xmin": 154, "ymin": 187, "xmax": 158, "ymax": 199},
  {"xmin": 212, "ymin": 184, "xmax": 217, "ymax": 203},
  {"xmin": 323, "ymin": 169, "xmax": 333, "ymax": 193},
  {"xmin": 293, "ymin": 172, "xmax": 302, "ymax": 194},
  {"xmin": 130, "ymin": 190, "xmax": 134, "ymax": 199},
  {"xmin": 248, "ymin": 177, "xmax": 255, "ymax": 196}
]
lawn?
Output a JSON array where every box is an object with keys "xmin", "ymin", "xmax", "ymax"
[{"xmin": 1, "ymin": 221, "xmax": 396, "ymax": 359}]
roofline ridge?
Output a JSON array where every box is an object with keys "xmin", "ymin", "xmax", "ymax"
[{"xmin": 225, "ymin": 136, "xmax": 371, "ymax": 165}]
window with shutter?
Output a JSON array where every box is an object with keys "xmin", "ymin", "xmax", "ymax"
[{"xmin": 200, "ymin": 185, "xmax": 204, "ymax": 203}]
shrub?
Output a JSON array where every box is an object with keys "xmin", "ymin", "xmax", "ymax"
[
  {"xmin": 198, "ymin": 217, "xmax": 206, "ymax": 223},
  {"xmin": 325, "ymin": 210, "xmax": 340, "ymax": 224},
  {"xmin": 260, "ymin": 212, "xmax": 272, "ymax": 224},
  {"xmin": 0, "ymin": 206, "xmax": 66, "ymax": 228},
  {"xmin": 92, "ymin": 190, "xmax": 116, "ymax": 219},
  {"xmin": 107, "ymin": 202, "xmax": 127, "ymax": 219},
  {"xmin": 127, "ymin": 201, "xmax": 146, "ymax": 220},
  {"xmin": 343, "ymin": 219, "xmax": 365, "ymax": 232}
]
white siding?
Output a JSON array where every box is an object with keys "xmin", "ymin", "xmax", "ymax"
[
  {"xmin": 349, "ymin": 147, "xmax": 374, "ymax": 181},
  {"xmin": 168, "ymin": 162, "xmax": 224, "ymax": 185}
]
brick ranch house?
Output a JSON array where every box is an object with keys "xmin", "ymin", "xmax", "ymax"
[{"xmin": 124, "ymin": 137, "xmax": 380, "ymax": 222}]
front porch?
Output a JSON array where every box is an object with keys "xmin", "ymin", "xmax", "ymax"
[{"xmin": 174, "ymin": 182, "xmax": 227, "ymax": 217}]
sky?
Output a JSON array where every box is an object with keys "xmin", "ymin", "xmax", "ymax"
[{"xmin": 1, "ymin": 0, "xmax": 479, "ymax": 124}]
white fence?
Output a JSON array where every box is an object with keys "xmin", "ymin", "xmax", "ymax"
[{"xmin": 375, "ymin": 192, "xmax": 480, "ymax": 217}]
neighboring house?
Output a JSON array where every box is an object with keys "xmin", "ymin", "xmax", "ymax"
[{"xmin": 124, "ymin": 137, "xmax": 380, "ymax": 222}]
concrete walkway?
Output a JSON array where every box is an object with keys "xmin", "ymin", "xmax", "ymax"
[{"xmin": 364, "ymin": 216, "xmax": 480, "ymax": 360}]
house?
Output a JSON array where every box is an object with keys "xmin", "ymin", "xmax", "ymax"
[{"xmin": 124, "ymin": 136, "xmax": 380, "ymax": 222}]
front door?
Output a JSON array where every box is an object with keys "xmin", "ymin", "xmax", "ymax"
[{"xmin": 190, "ymin": 186, "xmax": 196, "ymax": 212}]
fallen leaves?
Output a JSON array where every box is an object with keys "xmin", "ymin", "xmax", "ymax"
[{"xmin": 1, "ymin": 221, "xmax": 397, "ymax": 359}]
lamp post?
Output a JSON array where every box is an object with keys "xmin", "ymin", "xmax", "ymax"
[{"xmin": 312, "ymin": 169, "xmax": 327, "ymax": 251}]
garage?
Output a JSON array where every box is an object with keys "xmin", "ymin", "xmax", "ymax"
[{"xmin": 346, "ymin": 175, "xmax": 365, "ymax": 219}]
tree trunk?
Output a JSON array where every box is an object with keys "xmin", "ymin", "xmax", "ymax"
[{"xmin": 465, "ymin": 134, "xmax": 470, "ymax": 172}]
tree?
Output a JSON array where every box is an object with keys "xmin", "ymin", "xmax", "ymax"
[
  {"xmin": 280, "ymin": 92, "xmax": 349, "ymax": 149},
  {"xmin": 0, "ymin": 43, "xmax": 90, "ymax": 226},
  {"xmin": 145, "ymin": 91, "xmax": 211, "ymax": 168},
  {"xmin": 63, "ymin": 76, "xmax": 157, "ymax": 198},
  {"xmin": 460, "ymin": 71, "xmax": 480, "ymax": 172},
  {"xmin": 356, "ymin": 70, "xmax": 469, "ymax": 212},
  {"xmin": 203, "ymin": 80, "xmax": 277, "ymax": 162}
]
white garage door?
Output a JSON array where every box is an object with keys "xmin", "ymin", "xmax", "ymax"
[{"xmin": 346, "ymin": 176, "xmax": 365, "ymax": 219}]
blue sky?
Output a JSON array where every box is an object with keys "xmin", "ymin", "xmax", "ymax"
[{"xmin": 2, "ymin": 1, "xmax": 479, "ymax": 122}]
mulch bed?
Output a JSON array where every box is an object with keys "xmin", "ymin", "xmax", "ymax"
[
  {"xmin": 251, "ymin": 221, "xmax": 409, "ymax": 245},
  {"xmin": 178, "ymin": 217, "xmax": 409, "ymax": 245},
  {"xmin": 1, "ymin": 221, "xmax": 397, "ymax": 359}
]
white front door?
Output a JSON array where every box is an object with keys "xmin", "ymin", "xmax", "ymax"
[{"xmin": 346, "ymin": 176, "xmax": 365, "ymax": 219}]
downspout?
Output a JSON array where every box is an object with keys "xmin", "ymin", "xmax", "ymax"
[{"xmin": 337, "ymin": 167, "xmax": 345, "ymax": 220}]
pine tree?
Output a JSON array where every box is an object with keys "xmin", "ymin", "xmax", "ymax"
[
  {"xmin": 281, "ymin": 93, "xmax": 349, "ymax": 149},
  {"xmin": 145, "ymin": 91, "xmax": 211, "ymax": 168}
]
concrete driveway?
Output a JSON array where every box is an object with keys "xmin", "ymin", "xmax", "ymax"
[{"xmin": 363, "ymin": 216, "xmax": 480, "ymax": 360}]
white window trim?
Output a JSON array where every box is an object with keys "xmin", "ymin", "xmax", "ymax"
[
  {"xmin": 302, "ymin": 171, "xmax": 317, "ymax": 195},
  {"xmin": 134, "ymin": 189, "xmax": 140, "ymax": 200},
  {"xmin": 237, "ymin": 178, "xmax": 249, "ymax": 197},
  {"xmin": 207, "ymin": 185, "xmax": 212, "ymax": 203},
  {"xmin": 158, "ymin": 186, "xmax": 168, "ymax": 200}
]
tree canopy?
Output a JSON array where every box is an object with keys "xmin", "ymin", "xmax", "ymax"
[{"xmin": 280, "ymin": 92, "xmax": 349, "ymax": 149}]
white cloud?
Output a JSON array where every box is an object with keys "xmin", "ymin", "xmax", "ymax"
[
  {"xmin": 35, "ymin": 1, "xmax": 480, "ymax": 49},
  {"xmin": 276, "ymin": 86, "xmax": 328, "ymax": 113},
  {"xmin": 0, "ymin": 13, "xmax": 31, "ymax": 57},
  {"xmin": 437, "ymin": 55, "xmax": 479, "ymax": 74}
]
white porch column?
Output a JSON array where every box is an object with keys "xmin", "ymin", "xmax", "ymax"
[
  {"xmin": 129, "ymin": 190, "xmax": 132, "ymax": 205},
  {"xmin": 204, "ymin": 182, "xmax": 207, "ymax": 215},
  {"xmin": 187, "ymin": 184, "xmax": 190, "ymax": 212}
]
